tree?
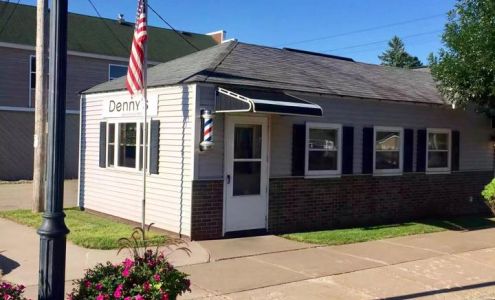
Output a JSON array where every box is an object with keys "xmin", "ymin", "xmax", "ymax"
[
  {"xmin": 429, "ymin": 0, "xmax": 495, "ymax": 113},
  {"xmin": 379, "ymin": 36, "xmax": 424, "ymax": 68}
]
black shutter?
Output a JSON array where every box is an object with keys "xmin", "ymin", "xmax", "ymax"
[
  {"xmin": 416, "ymin": 129, "xmax": 427, "ymax": 172},
  {"xmin": 342, "ymin": 126, "xmax": 354, "ymax": 174},
  {"xmin": 149, "ymin": 120, "xmax": 160, "ymax": 174},
  {"xmin": 362, "ymin": 127, "xmax": 373, "ymax": 174},
  {"xmin": 403, "ymin": 129, "xmax": 414, "ymax": 172},
  {"xmin": 99, "ymin": 122, "xmax": 107, "ymax": 168},
  {"xmin": 451, "ymin": 130, "xmax": 460, "ymax": 171},
  {"xmin": 292, "ymin": 124, "xmax": 306, "ymax": 176}
]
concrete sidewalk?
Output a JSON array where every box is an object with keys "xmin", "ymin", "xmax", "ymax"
[
  {"xmin": 179, "ymin": 228, "xmax": 495, "ymax": 299},
  {"xmin": 0, "ymin": 218, "xmax": 210, "ymax": 299}
]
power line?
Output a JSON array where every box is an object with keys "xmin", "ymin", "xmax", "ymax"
[
  {"xmin": 86, "ymin": 0, "xmax": 130, "ymax": 54},
  {"xmin": 276, "ymin": 13, "xmax": 445, "ymax": 47},
  {"xmin": 0, "ymin": 0, "xmax": 20, "ymax": 37},
  {"xmin": 325, "ymin": 30, "xmax": 442, "ymax": 53},
  {"xmin": 147, "ymin": 3, "xmax": 200, "ymax": 52}
]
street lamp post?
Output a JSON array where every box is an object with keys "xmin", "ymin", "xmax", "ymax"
[{"xmin": 37, "ymin": 0, "xmax": 70, "ymax": 299}]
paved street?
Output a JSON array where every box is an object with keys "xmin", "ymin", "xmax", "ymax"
[
  {"xmin": 3, "ymin": 213, "xmax": 495, "ymax": 299},
  {"xmin": 0, "ymin": 180, "xmax": 78, "ymax": 210}
]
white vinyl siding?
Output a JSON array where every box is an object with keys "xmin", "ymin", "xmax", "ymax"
[{"xmin": 79, "ymin": 84, "xmax": 195, "ymax": 236}]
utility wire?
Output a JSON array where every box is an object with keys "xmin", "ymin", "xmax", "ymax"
[
  {"xmin": 276, "ymin": 13, "xmax": 445, "ymax": 47},
  {"xmin": 86, "ymin": 0, "xmax": 130, "ymax": 55},
  {"xmin": 325, "ymin": 30, "xmax": 442, "ymax": 53},
  {"xmin": 0, "ymin": 0, "xmax": 20, "ymax": 37},
  {"xmin": 147, "ymin": 3, "xmax": 200, "ymax": 51}
]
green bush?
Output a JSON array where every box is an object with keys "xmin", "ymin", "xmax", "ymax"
[{"xmin": 481, "ymin": 178, "xmax": 495, "ymax": 204}]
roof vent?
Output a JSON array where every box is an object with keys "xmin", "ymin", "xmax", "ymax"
[
  {"xmin": 283, "ymin": 48, "xmax": 354, "ymax": 62},
  {"xmin": 117, "ymin": 14, "xmax": 125, "ymax": 24}
]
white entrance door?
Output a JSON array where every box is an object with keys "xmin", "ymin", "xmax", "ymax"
[{"xmin": 224, "ymin": 115, "xmax": 268, "ymax": 233}]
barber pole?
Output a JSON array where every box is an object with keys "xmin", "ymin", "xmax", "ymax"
[{"xmin": 200, "ymin": 109, "xmax": 214, "ymax": 150}]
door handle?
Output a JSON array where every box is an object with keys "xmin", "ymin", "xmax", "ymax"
[{"xmin": 226, "ymin": 174, "xmax": 231, "ymax": 184}]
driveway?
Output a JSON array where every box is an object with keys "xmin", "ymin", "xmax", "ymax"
[
  {"xmin": 179, "ymin": 228, "xmax": 495, "ymax": 299},
  {"xmin": 0, "ymin": 179, "xmax": 78, "ymax": 210}
]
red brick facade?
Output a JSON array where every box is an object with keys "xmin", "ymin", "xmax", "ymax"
[{"xmin": 190, "ymin": 171, "xmax": 493, "ymax": 240}]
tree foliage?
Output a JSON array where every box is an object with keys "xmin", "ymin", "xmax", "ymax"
[
  {"xmin": 429, "ymin": 0, "xmax": 495, "ymax": 113},
  {"xmin": 378, "ymin": 36, "xmax": 423, "ymax": 68}
]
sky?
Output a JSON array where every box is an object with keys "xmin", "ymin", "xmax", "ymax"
[{"xmin": 18, "ymin": 0, "xmax": 457, "ymax": 64}]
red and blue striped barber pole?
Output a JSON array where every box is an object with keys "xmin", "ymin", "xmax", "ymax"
[{"xmin": 200, "ymin": 109, "xmax": 214, "ymax": 150}]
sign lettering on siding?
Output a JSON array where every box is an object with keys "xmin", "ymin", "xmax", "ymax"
[{"xmin": 102, "ymin": 94, "xmax": 158, "ymax": 118}]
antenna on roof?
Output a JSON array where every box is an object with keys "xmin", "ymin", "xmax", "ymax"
[
  {"xmin": 283, "ymin": 48, "xmax": 354, "ymax": 62},
  {"xmin": 117, "ymin": 13, "xmax": 125, "ymax": 24}
]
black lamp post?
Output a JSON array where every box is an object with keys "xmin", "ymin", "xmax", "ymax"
[{"xmin": 37, "ymin": 0, "xmax": 70, "ymax": 299}]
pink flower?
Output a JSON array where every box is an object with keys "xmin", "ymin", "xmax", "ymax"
[
  {"xmin": 124, "ymin": 297, "xmax": 132, "ymax": 300},
  {"xmin": 114, "ymin": 284, "xmax": 123, "ymax": 299},
  {"xmin": 143, "ymin": 281, "xmax": 150, "ymax": 292},
  {"xmin": 122, "ymin": 267, "xmax": 130, "ymax": 277},
  {"xmin": 161, "ymin": 293, "xmax": 169, "ymax": 300},
  {"xmin": 96, "ymin": 294, "xmax": 105, "ymax": 300},
  {"xmin": 95, "ymin": 283, "xmax": 103, "ymax": 291},
  {"xmin": 84, "ymin": 280, "xmax": 91, "ymax": 288},
  {"xmin": 123, "ymin": 258, "xmax": 134, "ymax": 268},
  {"xmin": 134, "ymin": 295, "xmax": 144, "ymax": 300},
  {"xmin": 153, "ymin": 274, "xmax": 161, "ymax": 281}
]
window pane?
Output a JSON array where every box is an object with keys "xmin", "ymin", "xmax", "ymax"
[
  {"xmin": 376, "ymin": 151, "xmax": 400, "ymax": 169},
  {"xmin": 118, "ymin": 123, "xmax": 137, "ymax": 168},
  {"xmin": 308, "ymin": 150, "xmax": 337, "ymax": 171},
  {"xmin": 109, "ymin": 65, "xmax": 128, "ymax": 80},
  {"xmin": 31, "ymin": 73, "xmax": 36, "ymax": 89},
  {"xmin": 376, "ymin": 131, "xmax": 400, "ymax": 151},
  {"xmin": 428, "ymin": 151, "xmax": 449, "ymax": 168},
  {"xmin": 108, "ymin": 124, "xmax": 115, "ymax": 143},
  {"xmin": 234, "ymin": 125, "xmax": 261, "ymax": 159},
  {"xmin": 233, "ymin": 161, "xmax": 261, "ymax": 196},
  {"xmin": 31, "ymin": 56, "xmax": 36, "ymax": 72},
  {"xmin": 428, "ymin": 133, "xmax": 448, "ymax": 150},
  {"xmin": 108, "ymin": 124, "xmax": 115, "ymax": 167},
  {"xmin": 309, "ymin": 128, "xmax": 337, "ymax": 150}
]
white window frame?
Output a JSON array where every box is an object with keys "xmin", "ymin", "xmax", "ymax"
[
  {"xmin": 29, "ymin": 55, "xmax": 36, "ymax": 107},
  {"xmin": 106, "ymin": 120, "xmax": 150, "ymax": 172},
  {"xmin": 373, "ymin": 126, "xmax": 404, "ymax": 176},
  {"xmin": 305, "ymin": 122, "xmax": 342, "ymax": 177},
  {"xmin": 426, "ymin": 128, "xmax": 451, "ymax": 174},
  {"xmin": 108, "ymin": 64, "xmax": 128, "ymax": 81}
]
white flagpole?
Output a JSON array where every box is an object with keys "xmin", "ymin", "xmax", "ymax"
[{"xmin": 141, "ymin": 0, "xmax": 148, "ymax": 231}]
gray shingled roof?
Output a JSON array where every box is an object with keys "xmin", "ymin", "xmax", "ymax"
[{"xmin": 84, "ymin": 41, "xmax": 445, "ymax": 105}]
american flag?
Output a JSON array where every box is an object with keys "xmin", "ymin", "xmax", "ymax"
[{"xmin": 126, "ymin": 0, "xmax": 148, "ymax": 95}]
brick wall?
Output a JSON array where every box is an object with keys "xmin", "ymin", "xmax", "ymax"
[
  {"xmin": 190, "ymin": 171, "xmax": 493, "ymax": 240},
  {"xmin": 190, "ymin": 180, "xmax": 223, "ymax": 240},
  {"xmin": 268, "ymin": 171, "xmax": 493, "ymax": 233}
]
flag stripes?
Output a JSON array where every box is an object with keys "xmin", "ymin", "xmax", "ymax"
[{"xmin": 126, "ymin": 0, "xmax": 148, "ymax": 96}]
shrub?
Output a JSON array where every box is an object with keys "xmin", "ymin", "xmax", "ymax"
[
  {"xmin": 0, "ymin": 281, "xmax": 29, "ymax": 300},
  {"xmin": 68, "ymin": 227, "xmax": 190, "ymax": 300},
  {"xmin": 482, "ymin": 178, "xmax": 495, "ymax": 205}
]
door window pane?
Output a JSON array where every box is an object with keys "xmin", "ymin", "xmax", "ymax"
[
  {"xmin": 118, "ymin": 123, "xmax": 137, "ymax": 168},
  {"xmin": 233, "ymin": 161, "xmax": 261, "ymax": 196},
  {"xmin": 234, "ymin": 125, "xmax": 261, "ymax": 159}
]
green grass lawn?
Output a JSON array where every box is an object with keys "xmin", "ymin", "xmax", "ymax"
[
  {"xmin": 0, "ymin": 208, "xmax": 168, "ymax": 250},
  {"xmin": 281, "ymin": 216, "xmax": 495, "ymax": 246}
]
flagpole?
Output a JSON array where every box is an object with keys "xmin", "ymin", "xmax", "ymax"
[{"xmin": 142, "ymin": 0, "xmax": 148, "ymax": 231}]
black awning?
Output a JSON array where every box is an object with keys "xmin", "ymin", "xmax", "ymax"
[{"xmin": 215, "ymin": 87, "xmax": 323, "ymax": 117}]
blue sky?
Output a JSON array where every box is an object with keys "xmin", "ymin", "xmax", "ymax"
[{"xmin": 20, "ymin": 0, "xmax": 456, "ymax": 64}]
